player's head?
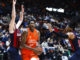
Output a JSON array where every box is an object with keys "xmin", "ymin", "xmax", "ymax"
[
  {"xmin": 67, "ymin": 32, "xmax": 75, "ymax": 40},
  {"xmin": 29, "ymin": 20, "xmax": 35, "ymax": 30}
]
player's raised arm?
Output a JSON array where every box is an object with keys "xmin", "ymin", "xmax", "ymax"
[
  {"xmin": 16, "ymin": 5, "xmax": 24, "ymax": 29},
  {"xmin": 9, "ymin": 0, "xmax": 16, "ymax": 33}
]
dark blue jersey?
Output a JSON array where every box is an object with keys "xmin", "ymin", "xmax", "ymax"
[
  {"xmin": 46, "ymin": 31, "xmax": 79, "ymax": 52},
  {"xmin": 70, "ymin": 37, "xmax": 80, "ymax": 52},
  {"xmin": 10, "ymin": 29, "xmax": 21, "ymax": 48}
]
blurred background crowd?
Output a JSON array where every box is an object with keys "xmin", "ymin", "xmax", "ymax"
[{"xmin": 0, "ymin": 0, "xmax": 80, "ymax": 60}]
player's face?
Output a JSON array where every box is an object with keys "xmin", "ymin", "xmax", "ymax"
[{"xmin": 29, "ymin": 22, "xmax": 35, "ymax": 30}]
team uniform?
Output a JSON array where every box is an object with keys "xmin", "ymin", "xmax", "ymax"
[
  {"xmin": 9, "ymin": 29, "xmax": 21, "ymax": 60},
  {"xmin": 69, "ymin": 37, "xmax": 80, "ymax": 60},
  {"xmin": 56, "ymin": 32, "xmax": 80, "ymax": 60},
  {"xmin": 21, "ymin": 28, "xmax": 39, "ymax": 60},
  {"xmin": 63, "ymin": 32, "xmax": 80, "ymax": 60},
  {"xmin": 46, "ymin": 30, "xmax": 80, "ymax": 60}
]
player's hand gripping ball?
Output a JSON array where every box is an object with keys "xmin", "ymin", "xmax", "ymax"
[{"xmin": 35, "ymin": 47, "xmax": 43, "ymax": 55}]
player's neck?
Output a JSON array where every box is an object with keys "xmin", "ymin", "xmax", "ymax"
[{"xmin": 30, "ymin": 28, "xmax": 34, "ymax": 32}]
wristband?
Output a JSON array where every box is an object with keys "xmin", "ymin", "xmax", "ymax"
[{"xmin": 16, "ymin": 20, "xmax": 22, "ymax": 29}]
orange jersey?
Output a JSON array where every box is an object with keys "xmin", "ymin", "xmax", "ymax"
[{"xmin": 21, "ymin": 28, "xmax": 38, "ymax": 55}]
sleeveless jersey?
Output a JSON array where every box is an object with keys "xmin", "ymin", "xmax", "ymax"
[
  {"xmin": 10, "ymin": 29, "xmax": 21, "ymax": 49},
  {"xmin": 21, "ymin": 28, "xmax": 38, "ymax": 55},
  {"xmin": 69, "ymin": 32, "xmax": 80, "ymax": 52}
]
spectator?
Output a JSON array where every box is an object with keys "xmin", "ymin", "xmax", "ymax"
[
  {"xmin": 2, "ymin": 32, "xmax": 9, "ymax": 43},
  {"xmin": 41, "ymin": 39, "xmax": 49, "ymax": 48}
]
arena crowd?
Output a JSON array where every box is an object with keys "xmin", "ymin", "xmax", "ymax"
[{"xmin": 0, "ymin": 0, "xmax": 80, "ymax": 60}]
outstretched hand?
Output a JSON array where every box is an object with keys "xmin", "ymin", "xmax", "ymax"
[
  {"xmin": 13, "ymin": 0, "xmax": 16, "ymax": 5},
  {"xmin": 21, "ymin": 5, "xmax": 24, "ymax": 13},
  {"xmin": 19, "ymin": 4, "xmax": 24, "ymax": 21}
]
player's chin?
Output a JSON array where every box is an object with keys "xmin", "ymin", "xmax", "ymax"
[{"xmin": 30, "ymin": 27, "xmax": 35, "ymax": 30}]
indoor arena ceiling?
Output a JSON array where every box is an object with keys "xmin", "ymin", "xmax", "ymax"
[
  {"xmin": 17, "ymin": 0, "xmax": 80, "ymax": 10},
  {"xmin": 6, "ymin": 0, "xmax": 80, "ymax": 10}
]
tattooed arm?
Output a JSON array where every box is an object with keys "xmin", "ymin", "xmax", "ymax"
[{"xmin": 21, "ymin": 31, "xmax": 42, "ymax": 55}]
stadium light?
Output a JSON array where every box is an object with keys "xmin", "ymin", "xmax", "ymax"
[
  {"xmin": 46, "ymin": 7, "xmax": 53, "ymax": 11},
  {"xmin": 57, "ymin": 8, "xmax": 64, "ymax": 13},
  {"xmin": 53, "ymin": 8, "xmax": 57, "ymax": 11},
  {"xmin": 46, "ymin": 7, "xmax": 64, "ymax": 13}
]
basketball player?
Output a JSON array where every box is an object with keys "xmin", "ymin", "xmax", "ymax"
[
  {"xmin": 65, "ymin": 27, "xmax": 80, "ymax": 60},
  {"xmin": 21, "ymin": 20, "xmax": 43, "ymax": 60},
  {"xmin": 48, "ymin": 24, "xmax": 80, "ymax": 60},
  {"xmin": 9, "ymin": 0, "xmax": 24, "ymax": 60}
]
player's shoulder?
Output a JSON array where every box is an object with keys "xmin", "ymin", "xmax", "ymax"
[{"xmin": 35, "ymin": 29, "xmax": 40, "ymax": 34}]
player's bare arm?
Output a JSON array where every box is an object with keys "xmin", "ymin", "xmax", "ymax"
[
  {"xmin": 48, "ymin": 23, "xmax": 75, "ymax": 40},
  {"xmin": 36, "ymin": 31, "xmax": 43, "ymax": 55},
  {"xmin": 16, "ymin": 5, "xmax": 24, "ymax": 29},
  {"xmin": 19, "ymin": 5, "xmax": 24, "ymax": 21},
  {"xmin": 48, "ymin": 24, "xmax": 53, "ymax": 32},
  {"xmin": 9, "ymin": 0, "xmax": 16, "ymax": 33}
]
